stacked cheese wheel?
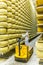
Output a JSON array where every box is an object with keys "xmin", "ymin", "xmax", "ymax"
[
  {"xmin": 36, "ymin": 35, "xmax": 43, "ymax": 58},
  {"xmin": 0, "ymin": 0, "xmax": 9, "ymax": 54},
  {"xmin": 36, "ymin": 0, "xmax": 43, "ymax": 33},
  {"xmin": 0, "ymin": 0, "xmax": 37, "ymax": 54},
  {"xmin": 36, "ymin": 0, "xmax": 43, "ymax": 59}
]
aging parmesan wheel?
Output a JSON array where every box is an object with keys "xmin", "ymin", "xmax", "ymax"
[
  {"xmin": 7, "ymin": 18, "xmax": 12, "ymax": 23},
  {"xmin": 0, "ymin": 28, "xmax": 7, "ymax": 34},
  {"xmin": 0, "ymin": 22, "xmax": 8, "ymax": 28},
  {"xmin": 7, "ymin": 29, "xmax": 15, "ymax": 34},
  {"xmin": 36, "ymin": 50, "xmax": 43, "ymax": 58},
  {"xmin": 8, "ymin": 39, "xmax": 17, "ymax": 45},
  {"xmin": 0, "ymin": 9, "xmax": 7, "ymax": 15},
  {"xmin": 0, "ymin": 15, "xmax": 7, "ymax": 22},
  {"xmin": 36, "ymin": 0, "xmax": 43, "ymax": 6},
  {"xmin": 0, "ymin": 0, "xmax": 7, "ymax": 2},
  {"xmin": 37, "ymin": 14, "xmax": 43, "ymax": 20},
  {"xmin": 7, "ymin": 1, "xmax": 11, "ymax": 6},
  {"xmin": 7, "ymin": 12, "xmax": 12, "ymax": 18},
  {"xmin": 0, "ymin": 35, "xmax": 9, "ymax": 41},
  {"xmin": 12, "ymin": 9, "xmax": 15, "ymax": 14},
  {"xmin": 36, "ymin": 42, "xmax": 43, "ymax": 51},
  {"xmin": 9, "ymin": 44, "xmax": 16, "ymax": 51},
  {"xmin": 12, "ymin": 4, "xmax": 15, "ymax": 9},
  {"xmin": 0, "ymin": 47, "xmax": 9, "ymax": 54},
  {"xmin": 7, "ymin": 23, "xmax": 12, "ymax": 28},
  {"xmin": 7, "ymin": 6, "xmax": 12, "ymax": 12},
  {"xmin": 0, "ymin": 2, "xmax": 7, "ymax": 9},
  {"xmin": 0, "ymin": 41, "xmax": 8, "ymax": 47}
]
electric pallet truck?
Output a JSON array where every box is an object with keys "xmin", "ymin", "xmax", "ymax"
[{"xmin": 15, "ymin": 38, "xmax": 33, "ymax": 62}]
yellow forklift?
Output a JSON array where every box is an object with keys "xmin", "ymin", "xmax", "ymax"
[{"xmin": 15, "ymin": 38, "xmax": 33, "ymax": 62}]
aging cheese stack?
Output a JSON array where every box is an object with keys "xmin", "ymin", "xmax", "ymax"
[
  {"xmin": 0, "ymin": 0, "xmax": 9, "ymax": 54},
  {"xmin": 36, "ymin": 0, "xmax": 43, "ymax": 33},
  {"xmin": 36, "ymin": 35, "xmax": 43, "ymax": 58},
  {"xmin": 0, "ymin": 0, "xmax": 37, "ymax": 54}
]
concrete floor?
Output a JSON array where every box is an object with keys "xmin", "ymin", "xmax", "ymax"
[{"xmin": 0, "ymin": 35, "xmax": 41, "ymax": 65}]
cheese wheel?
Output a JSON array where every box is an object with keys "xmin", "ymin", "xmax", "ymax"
[
  {"xmin": 12, "ymin": 4, "xmax": 15, "ymax": 9},
  {"xmin": 38, "ymin": 27, "xmax": 43, "ymax": 32},
  {"xmin": 7, "ymin": 1, "xmax": 11, "ymax": 6},
  {"xmin": 7, "ymin": 29, "xmax": 15, "ymax": 33},
  {"xmin": 0, "ymin": 47, "xmax": 9, "ymax": 54},
  {"xmin": 7, "ymin": 29, "xmax": 26, "ymax": 34},
  {"xmin": 0, "ymin": 0, "xmax": 7, "ymax": 2},
  {"xmin": 7, "ymin": 23, "xmax": 12, "ymax": 28},
  {"xmin": 0, "ymin": 16, "xmax": 7, "ymax": 22},
  {"xmin": 0, "ymin": 41, "xmax": 8, "ymax": 47},
  {"xmin": 0, "ymin": 2, "xmax": 7, "ymax": 9},
  {"xmin": 36, "ymin": 42, "xmax": 43, "ymax": 51},
  {"xmin": 8, "ymin": 39, "xmax": 17, "ymax": 45},
  {"xmin": 37, "ymin": 7, "xmax": 43, "ymax": 13},
  {"xmin": 12, "ymin": 9, "xmax": 15, "ymax": 14},
  {"xmin": 7, "ymin": 12, "xmax": 12, "ymax": 18},
  {"xmin": 38, "ymin": 20, "xmax": 43, "ymax": 24},
  {"xmin": 0, "ymin": 28, "xmax": 7, "ymax": 34},
  {"xmin": 36, "ymin": 50, "xmax": 43, "ymax": 58},
  {"xmin": 37, "ymin": 14, "xmax": 43, "ymax": 20},
  {"xmin": 0, "ymin": 22, "xmax": 8, "ymax": 28},
  {"xmin": 11, "ymin": 0, "xmax": 15, "ymax": 4},
  {"xmin": 0, "ymin": 35, "xmax": 9, "ymax": 41},
  {"xmin": 7, "ymin": 6, "xmax": 12, "ymax": 12},
  {"xmin": 9, "ymin": 44, "xmax": 16, "ymax": 51},
  {"xmin": 36, "ymin": 0, "xmax": 43, "ymax": 6},
  {"xmin": 0, "ymin": 9, "xmax": 7, "ymax": 15},
  {"xmin": 8, "ymin": 34, "xmax": 16, "ymax": 39},
  {"xmin": 7, "ymin": 18, "xmax": 12, "ymax": 23},
  {"xmin": 8, "ymin": 34, "xmax": 21, "ymax": 39},
  {"xmin": 11, "ymin": 0, "xmax": 18, "ymax": 4}
]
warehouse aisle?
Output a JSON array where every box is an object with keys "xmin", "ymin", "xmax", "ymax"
[
  {"xmin": 0, "ymin": 35, "xmax": 41, "ymax": 65},
  {"xmin": 14, "ymin": 35, "xmax": 41, "ymax": 65}
]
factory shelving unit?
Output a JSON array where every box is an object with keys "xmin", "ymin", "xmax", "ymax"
[{"xmin": 0, "ymin": 0, "xmax": 37, "ymax": 54}]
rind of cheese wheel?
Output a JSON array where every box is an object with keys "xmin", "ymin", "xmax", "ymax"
[
  {"xmin": 0, "ymin": 28, "xmax": 7, "ymax": 34},
  {"xmin": 7, "ymin": 6, "xmax": 12, "ymax": 12},
  {"xmin": 36, "ymin": 50, "xmax": 43, "ymax": 58},
  {"xmin": 7, "ymin": 18, "xmax": 12, "ymax": 23},
  {"xmin": 36, "ymin": 0, "xmax": 43, "ymax": 6},
  {"xmin": 7, "ymin": 12, "xmax": 12, "ymax": 18},
  {"xmin": 9, "ymin": 44, "xmax": 16, "ymax": 51},
  {"xmin": 0, "ymin": 41, "xmax": 8, "ymax": 47},
  {"xmin": 0, "ymin": 2, "xmax": 7, "ymax": 9},
  {"xmin": 12, "ymin": 9, "xmax": 15, "ymax": 14},
  {"xmin": 12, "ymin": 4, "xmax": 15, "ymax": 9},
  {"xmin": 0, "ymin": 22, "xmax": 8, "ymax": 28},
  {"xmin": 0, "ymin": 16, "xmax": 7, "ymax": 22},
  {"xmin": 36, "ymin": 42, "xmax": 43, "ymax": 51},
  {"xmin": 0, "ymin": 9, "xmax": 7, "ymax": 15},
  {"xmin": 11, "ymin": 0, "xmax": 18, "ymax": 4},
  {"xmin": 0, "ymin": 47, "xmax": 9, "ymax": 54},
  {"xmin": 7, "ymin": 1, "xmax": 11, "ymax": 6},
  {"xmin": 8, "ymin": 39, "xmax": 17, "ymax": 45},
  {"xmin": 7, "ymin": 29, "xmax": 15, "ymax": 33},
  {"xmin": 0, "ymin": 35, "xmax": 9, "ymax": 41},
  {"xmin": 7, "ymin": 23, "xmax": 12, "ymax": 28},
  {"xmin": 8, "ymin": 34, "xmax": 21, "ymax": 39},
  {"xmin": 7, "ymin": 29, "xmax": 26, "ymax": 34}
]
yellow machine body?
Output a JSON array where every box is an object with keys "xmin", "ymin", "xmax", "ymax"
[{"xmin": 15, "ymin": 45, "xmax": 33, "ymax": 62}]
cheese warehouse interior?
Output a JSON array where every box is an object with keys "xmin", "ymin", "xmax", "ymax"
[{"xmin": 0, "ymin": 0, "xmax": 43, "ymax": 65}]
